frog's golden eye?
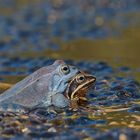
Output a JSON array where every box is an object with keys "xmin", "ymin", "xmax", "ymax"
[
  {"xmin": 61, "ymin": 65, "xmax": 70, "ymax": 74},
  {"xmin": 76, "ymin": 75, "xmax": 85, "ymax": 83}
]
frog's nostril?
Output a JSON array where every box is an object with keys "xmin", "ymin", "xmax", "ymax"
[{"xmin": 72, "ymin": 66, "xmax": 77, "ymax": 70}]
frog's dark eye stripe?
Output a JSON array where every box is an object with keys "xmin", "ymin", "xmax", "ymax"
[{"xmin": 61, "ymin": 65, "xmax": 70, "ymax": 74}]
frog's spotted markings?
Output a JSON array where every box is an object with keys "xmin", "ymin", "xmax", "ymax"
[{"xmin": 65, "ymin": 72, "xmax": 96, "ymax": 100}]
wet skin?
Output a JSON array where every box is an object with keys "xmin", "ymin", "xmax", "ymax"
[{"xmin": 0, "ymin": 60, "xmax": 78, "ymax": 112}]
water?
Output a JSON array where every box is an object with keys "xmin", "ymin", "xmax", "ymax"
[{"xmin": 0, "ymin": 0, "xmax": 140, "ymax": 139}]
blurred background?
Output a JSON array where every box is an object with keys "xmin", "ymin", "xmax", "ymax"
[{"xmin": 0, "ymin": 0, "xmax": 140, "ymax": 82}]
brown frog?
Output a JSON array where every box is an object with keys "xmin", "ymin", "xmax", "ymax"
[
  {"xmin": 0, "ymin": 60, "xmax": 79, "ymax": 112},
  {"xmin": 65, "ymin": 71, "xmax": 96, "ymax": 109}
]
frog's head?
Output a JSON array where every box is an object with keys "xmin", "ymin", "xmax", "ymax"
[
  {"xmin": 50, "ymin": 60, "xmax": 79, "ymax": 93},
  {"xmin": 64, "ymin": 71, "xmax": 96, "ymax": 100}
]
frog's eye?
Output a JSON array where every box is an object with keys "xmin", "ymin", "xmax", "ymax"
[
  {"xmin": 76, "ymin": 75, "xmax": 85, "ymax": 83},
  {"xmin": 61, "ymin": 65, "xmax": 70, "ymax": 75}
]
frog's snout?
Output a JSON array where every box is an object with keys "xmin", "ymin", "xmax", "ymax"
[
  {"xmin": 71, "ymin": 66, "xmax": 77, "ymax": 70},
  {"xmin": 71, "ymin": 66, "xmax": 79, "ymax": 74},
  {"xmin": 70, "ymin": 65, "xmax": 77, "ymax": 70}
]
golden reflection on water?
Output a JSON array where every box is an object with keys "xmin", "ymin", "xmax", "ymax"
[
  {"xmin": 58, "ymin": 102, "xmax": 140, "ymax": 131},
  {"xmin": 53, "ymin": 26, "xmax": 140, "ymax": 68},
  {"xmin": 0, "ymin": 0, "xmax": 139, "ymax": 70},
  {"xmin": 5, "ymin": 25, "xmax": 139, "ymax": 68},
  {"xmin": 80, "ymin": 102, "xmax": 140, "ymax": 131},
  {"xmin": 10, "ymin": 25, "xmax": 139, "ymax": 81},
  {"xmin": 0, "ymin": 1, "xmax": 139, "ymax": 70}
]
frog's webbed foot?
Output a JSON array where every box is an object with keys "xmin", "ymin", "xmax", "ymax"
[{"xmin": 0, "ymin": 103, "xmax": 26, "ymax": 113}]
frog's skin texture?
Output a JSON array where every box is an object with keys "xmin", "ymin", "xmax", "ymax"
[
  {"xmin": 0, "ymin": 60, "xmax": 78, "ymax": 112},
  {"xmin": 65, "ymin": 71, "xmax": 96, "ymax": 101}
]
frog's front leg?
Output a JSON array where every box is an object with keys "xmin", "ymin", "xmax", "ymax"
[
  {"xmin": 51, "ymin": 93, "xmax": 70, "ymax": 108},
  {"xmin": 40, "ymin": 93, "xmax": 69, "ymax": 108}
]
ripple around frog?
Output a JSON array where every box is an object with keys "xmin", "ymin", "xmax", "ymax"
[{"xmin": 0, "ymin": 58, "xmax": 140, "ymax": 139}]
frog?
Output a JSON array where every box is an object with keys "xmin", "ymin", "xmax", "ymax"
[
  {"xmin": 0, "ymin": 60, "xmax": 79, "ymax": 112},
  {"xmin": 64, "ymin": 71, "xmax": 96, "ymax": 109}
]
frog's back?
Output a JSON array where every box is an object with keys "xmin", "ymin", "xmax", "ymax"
[{"xmin": 0, "ymin": 65, "xmax": 55, "ymax": 102}]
